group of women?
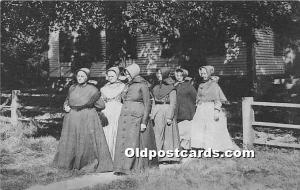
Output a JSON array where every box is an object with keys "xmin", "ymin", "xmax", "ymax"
[{"xmin": 52, "ymin": 63, "xmax": 239, "ymax": 175}]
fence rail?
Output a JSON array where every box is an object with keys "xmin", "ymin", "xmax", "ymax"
[
  {"xmin": 0, "ymin": 90, "xmax": 22, "ymax": 126},
  {"xmin": 252, "ymin": 101, "xmax": 300, "ymax": 108},
  {"xmin": 242, "ymin": 97, "xmax": 300, "ymax": 149},
  {"xmin": 254, "ymin": 139, "xmax": 300, "ymax": 149},
  {"xmin": 252, "ymin": 121, "xmax": 300, "ymax": 130},
  {"xmin": 1, "ymin": 92, "xmax": 66, "ymax": 98},
  {"xmin": 3, "ymin": 92, "xmax": 299, "ymax": 149}
]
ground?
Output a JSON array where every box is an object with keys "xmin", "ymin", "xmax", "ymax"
[
  {"xmin": 76, "ymin": 147, "xmax": 300, "ymax": 190},
  {"xmin": 1, "ymin": 126, "xmax": 300, "ymax": 190}
]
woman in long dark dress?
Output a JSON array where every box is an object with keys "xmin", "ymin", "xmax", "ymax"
[
  {"xmin": 174, "ymin": 68, "xmax": 197, "ymax": 150},
  {"xmin": 113, "ymin": 63, "xmax": 158, "ymax": 175},
  {"xmin": 53, "ymin": 68, "xmax": 113, "ymax": 173}
]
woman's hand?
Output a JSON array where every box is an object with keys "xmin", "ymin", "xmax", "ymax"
[
  {"xmin": 140, "ymin": 124, "xmax": 147, "ymax": 132},
  {"xmin": 214, "ymin": 109, "xmax": 220, "ymax": 121},
  {"xmin": 166, "ymin": 119, "xmax": 172, "ymax": 126},
  {"xmin": 64, "ymin": 104, "xmax": 71, "ymax": 113},
  {"xmin": 149, "ymin": 112, "xmax": 154, "ymax": 119}
]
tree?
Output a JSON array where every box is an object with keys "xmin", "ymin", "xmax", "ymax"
[
  {"xmin": 125, "ymin": 1, "xmax": 296, "ymax": 95},
  {"xmin": 1, "ymin": 1, "xmax": 134, "ymax": 86},
  {"xmin": 1, "ymin": 1, "xmax": 54, "ymax": 87},
  {"xmin": 1, "ymin": 1, "xmax": 298, "ymax": 93},
  {"xmin": 1, "ymin": 1, "xmax": 106, "ymax": 87}
]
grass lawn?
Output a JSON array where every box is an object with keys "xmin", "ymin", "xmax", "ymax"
[
  {"xmin": 0, "ymin": 122, "xmax": 82, "ymax": 190},
  {"xmin": 1, "ymin": 121, "xmax": 300, "ymax": 190},
  {"xmin": 84, "ymin": 147, "xmax": 300, "ymax": 190}
]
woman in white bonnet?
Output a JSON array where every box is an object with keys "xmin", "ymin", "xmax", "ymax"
[
  {"xmin": 113, "ymin": 63, "xmax": 158, "ymax": 175},
  {"xmin": 190, "ymin": 65, "xmax": 239, "ymax": 151},
  {"xmin": 101, "ymin": 66, "xmax": 125, "ymax": 160},
  {"xmin": 53, "ymin": 68, "xmax": 113, "ymax": 172}
]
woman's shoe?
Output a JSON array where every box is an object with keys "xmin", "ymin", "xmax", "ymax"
[
  {"xmin": 113, "ymin": 172, "xmax": 127, "ymax": 176},
  {"xmin": 159, "ymin": 161, "xmax": 168, "ymax": 165}
]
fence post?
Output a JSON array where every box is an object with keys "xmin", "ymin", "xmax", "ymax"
[
  {"xmin": 242, "ymin": 97, "xmax": 255, "ymax": 149},
  {"xmin": 11, "ymin": 90, "xmax": 20, "ymax": 126}
]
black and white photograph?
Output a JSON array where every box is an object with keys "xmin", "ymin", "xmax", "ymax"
[{"xmin": 1, "ymin": 1, "xmax": 300, "ymax": 190}]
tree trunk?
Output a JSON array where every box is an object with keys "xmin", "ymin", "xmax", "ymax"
[
  {"xmin": 246, "ymin": 41, "xmax": 257, "ymax": 97},
  {"xmin": 105, "ymin": 2, "xmax": 126, "ymax": 69}
]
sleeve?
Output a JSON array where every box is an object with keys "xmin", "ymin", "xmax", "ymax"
[
  {"xmin": 120, "ymin": 84, "xmax": 129, "ymax": 103},
  {"xmin": 189, "ymin": 84, "xmax": 198, "ymax": 104},
  {"xmin": 214, "ymin": 101, "xmax": 222, "ymax": 111},
  {"xmin": 63, "ymin": 96, "xmax": 69, "ymax": 108},
  {"xmin": 217, "ymin": 84, "xmax": 227, "ymax": 102},
  {"xmin": 94, "ymin": 96, "xmax": 106, "ymax": 110},
  {"xmin": 166, "ymin": 90, "xmax": 177, "ymax": 120},
  {"xmin": 149, "ymin": 90, "xmax": 155, "ymax": 116},
  {"xmin": 100, "ymin": 87, "xmax": 107, "ymax": 103},
  {"xmin": 214, "ymin": 84, "xmax": 227, "ymax": 111},
  {"xmin": 63, "ymin": 85, "xmax": 75, "ymax": 108},
  {"xmin": 141, "ymin": 84, "xmax": 151, "ymax": 125},
  {"xmin": 195, "ymin": 85, "xmax": 201, "ymax": 105}
]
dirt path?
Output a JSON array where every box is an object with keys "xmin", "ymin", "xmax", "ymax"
[
  {"xmin": 26, "ymin": 163, "xmax": 186, "ymax": 190},
  {"xmin": 26, "ymin": 172, "xmax": 122, "ymax": 190}
]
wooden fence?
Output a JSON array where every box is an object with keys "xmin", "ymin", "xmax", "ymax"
[
  {"xmin": 2, "ymin": 92, "xmax": 300, "ymax": 149},
  {"xmin": 242, "ymin": 97, "xmax": 300, "ymax": 149},
  {"xmin": 1, "ymin": 90, "xmax": 20, "ymax": 126},
  {"xmin": 0, "ymin": 90, "xmax": 35, "ymax": 126}
]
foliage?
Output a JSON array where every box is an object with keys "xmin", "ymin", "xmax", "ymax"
[
  {"xmin": 1, "ymin": 1, "xmax": 52, "ymax": 87},
  {"xmin": 1, "ymin": 1, "xmax": 298, "ymax": 86},
  {"xmin": 127, "ymin": 1, "xmax": 295, "ymax": 66},
  {"xmin": 1, "ymin": 1, "xmax": 105, "ymax": 87}
]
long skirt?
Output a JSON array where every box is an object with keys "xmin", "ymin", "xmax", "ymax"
[
  {"xmin": 53, "ymin": 108, "xmax": 113, "ymax": 172},
  {"xmin": 102, "ymin": 101, "xmax": 122, "ymax": 160},
  {"xmin": 178, "ymin": 120, "xmax": 192, "ymax": 150},
  {"xmin": 152, "ymin": 104, "xmax": 180, "ymax": 162},
  {"xmin": 190, "ymin": 102, "xmax": 239, "ymax": 151},
  {"xmin": 113, "ymin": 101, "xmax": 158, "ymax": 174}
]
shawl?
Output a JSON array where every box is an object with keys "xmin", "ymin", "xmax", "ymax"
[
  {"xmin": 101, "ymin": 81, "xmax": 125, "ymax": 100},
  {"xmin": 196, "ymin": 79, "xmax": 227, "ymax": 103},
  {"xmin": 68, "ymin": 85, "xmax": 102, "ymax": 111},
  {"xmin": 152, "ymin": 68, "xmax": 175, "ymax": 100},
  {"xmin": 152, "ymin": 82, "xmax": 175, "ymax": 100},
  {"xmin": 129, "ymin": 75, "xmax": 148, "ymax": 85},
  {"xmin": 121, "ymin": 75, "xmax": 149, "ymax": 101}
]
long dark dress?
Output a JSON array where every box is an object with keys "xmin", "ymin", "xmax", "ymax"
[
  {"xmin": 175, "ymin": 80, "xmax": 197, "ymax": 121},
  {"xmin": 175, "ymin": 80, "xmax": 197, "ymax": 149},
  {"xmin": 113, "ymin": 76, "xmax": 158, "ymax": 174},
  {"xmin": 53, "ymin": 84, "xmax": 113, "ymax": 172}
]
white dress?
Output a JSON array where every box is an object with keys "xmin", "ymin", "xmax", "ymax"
[
  {"xmin": 189, "ymin": 101, "xmax": 239, "ymax": 151},
  {"xmin": 177, "ymin": 79, "xmax": 239, "ymax": 151},
  {"xmin": 100, "ymin": 81, "xmax": 125, "ymax": 160}
]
